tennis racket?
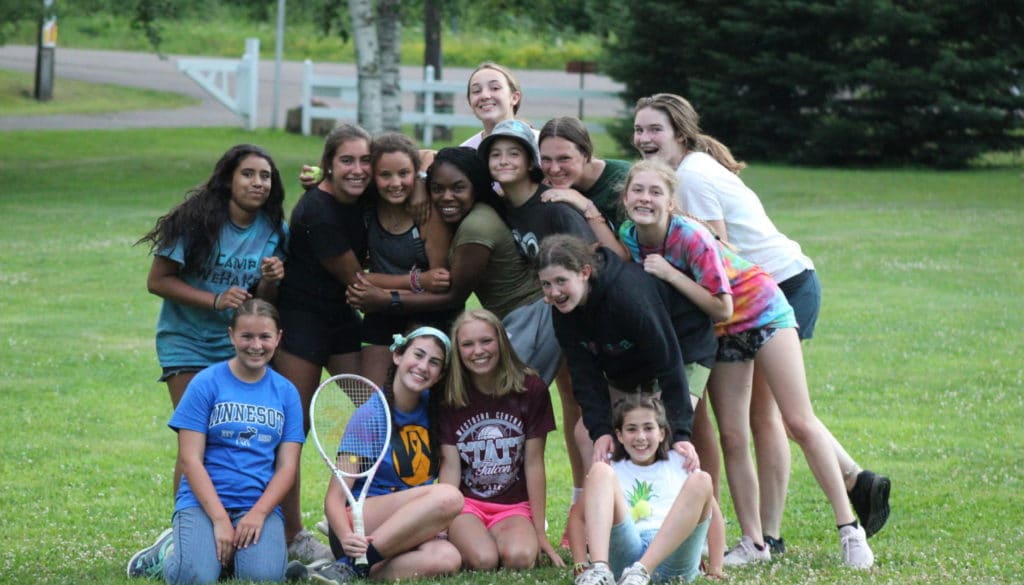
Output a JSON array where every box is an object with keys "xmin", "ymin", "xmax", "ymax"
[{"xmin": 310, "ymin": 374, "xmax": 392, "ymax": 570}]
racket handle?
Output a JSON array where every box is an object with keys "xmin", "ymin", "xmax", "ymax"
[{"xmin": 352, "ymin": 507, "xmax": 368, "ymax": 568}]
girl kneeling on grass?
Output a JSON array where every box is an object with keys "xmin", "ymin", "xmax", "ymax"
[
  {"xmin": 571, "ymin": 395, "xmax": 723, "ymax": 585},
  {"xmin": 438, "ymin": 309, "xmax": 565, "ymax": 570},
  {"xmin": 127, "ymin": 299, "xmax": 304, "ymax": 583},
  {"xmin": 299, "ymin": 327, "xmax": 464, "ymax": 583},
  {"xmin": 617, "ymin": 160, "xmax": 874, "ymax": 569}
]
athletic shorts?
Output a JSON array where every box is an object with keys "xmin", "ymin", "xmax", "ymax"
[
  {"xmin": 777, "ymin": 269, "xmax": 820, "ymax": 340},
  {"xmin": 608, "ymin": 516, "xmax": 710, "ymax": 583},
  {"xmin": 278, "ymin": 304, "xmax": 362, "ymax": 367},
  {"xmin": 716, "ymin": 327, "xmax": 780, "ymax": 362},
  {"xmin": 361, "ymin": 307, "xmax": 461, "ymax": 346},
  {"xmin": 460, "ymin": 496, "xmax": 533, "ymax": 529},
  {"xmin": 503, "ymin": 297, "xmax": 561, "ymax": 385}
]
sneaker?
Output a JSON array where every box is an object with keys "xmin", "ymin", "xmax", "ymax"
[
  {"xmin": 316, "ymin": 517, "xmax": 330, "ymax": 537},
  {"xmin": 289, "ymin": 529, "xmax": 334, "ymax": 563},
  {"xmin": 575, "ymin": 561, "xmax": 615, "ymax": 585},
  {"xmin": 723, "ymin": 535, "xmax": 771, "ymax": 566},
  {"xmin": 308, "ymin": 560, "xmax": 358, "ymax": 585},
  {"xmin": 573, "ymin": 562, "xmax": 592, "ymax": 578},
  {"xmin": 848, "ymin": 470, "xmax": 890, "ymax": 538},
  {"xmin": 285, "ymin": 560, "xmax": 309, "ymax": 582},
  {"xmin": 127, "ymin": 528, "xmax": 173, "ymax": 578},
  {"xmin": 839, "ymin": 524, "xmax": 874, "ymax": 569},
  {"xmin": 763, "ymin": 534, "xmax": 786, "ymax": 556},
  {"xmin": 617, "ymin": 561, "xmax": 651, "ymax": 585}
]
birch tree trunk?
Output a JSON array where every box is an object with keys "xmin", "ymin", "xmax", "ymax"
[
  {"xmin": 347, "ymin": 0, "xmax": 382, "ymax": 133},
  {"xmin": 377, "ymin": 0, "xmax": 402, "ymax": 131}
]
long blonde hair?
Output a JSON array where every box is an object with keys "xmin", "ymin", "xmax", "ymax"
[
  {"xmin": 445, "ymin": 308, "xmax": 534, "ymax": 407},
  {"xmin": 633, "ymin": 93, "xmax": 746, "ymax": 174}
]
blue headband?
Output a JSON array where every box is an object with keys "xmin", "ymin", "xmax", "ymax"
[{"xmin": 389, "ymin": 326, "xmax": 452, "ymax": 365}]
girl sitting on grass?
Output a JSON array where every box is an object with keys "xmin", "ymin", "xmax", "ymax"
[
  {"xmin": 570, "ymin": 394, "xmax": 724, "ymax": 585},
  {"xmin": 296, "ymin": 327, "xmax": 464, "ymax": 583},
  {"xmin": 438, "ymin": 309, "xmax": 565, "ymax": 570}
]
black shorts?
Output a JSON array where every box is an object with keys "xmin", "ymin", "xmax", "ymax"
[
  {"xmin": 361, "ymin": 307, "xmax": 461, "ymax": 346},
  {"xmin": 278, "ymin": 304, "xmax": 362, "ymax": 367}
]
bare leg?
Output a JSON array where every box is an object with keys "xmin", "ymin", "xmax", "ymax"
[
  {"xmin": 707, "ymin": 361, "xmax": 764, "ymax": 545},
  {"xmin": 555, "ymin": 361, "xmax": 586, "ymax": 490},
  {"xmin": 166, "ymin": 371, "xmax": 198, "ymax": 497},
  {"xmin": 448, "ymin": 513, "xmax": 499, "ymax": 570},
  {"xmin": 690, "ymin": 393, "xmax": 721, "ymax": 499},
  {"xmin": 755, "ymin": 329, "xmax": 854, "ymax": 526},
  {"xmin": 580, "ymin": 462, "xmax": 630, "ymax": 564},
  {"xmin": 750, "ymin": 365, "xmax": 791, "ymax": 540},
  {"xmin": 636, "ymin": 470, "xmax": 714, "ymax": 571},
  {"xmin": 491, "ymin": 515, "xmax": 539, "ymax": 569},
  {"xmin": 359, "ymin": 345, "xmax": 392, "ymax": 389}
]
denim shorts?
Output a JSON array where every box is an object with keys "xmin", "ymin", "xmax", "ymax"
[
  {"xmin": 608, "ymin": 516, "xmax": 711, "ymax": 582},
  {"xmin": 777, "ymin": 269, "xmax": 820, "ymax": 340},
  {"xmin": 503, "ymin": 297, "xmax": 562, "ymax": 385},
  {"xmin": 158, "ymin": 366, "xmax": 205, "ymax": 383}
]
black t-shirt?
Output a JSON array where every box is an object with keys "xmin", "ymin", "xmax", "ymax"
[
  {"xmin": 503, "ymin": 184, "xmax": 597, "ymax": 259},
  {"xmin": 279, "ymin": 187, "xmax": 368, "ymax": 310}
]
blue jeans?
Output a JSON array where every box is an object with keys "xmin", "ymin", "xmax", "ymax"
[{"xmin": 164, "ymin": 507, "xmax": 286, "ymax": 584}]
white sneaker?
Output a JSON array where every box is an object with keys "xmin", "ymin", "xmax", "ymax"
[
  {"xmin": 288, "ymin": 529, "xmax": 334, "ymax": 563},
  {"xmin": 839, "ymin": 524, "xmax": 874, "ymax": 569},
  {"xmin": 617, "ymin": 561, "xmax": 651, "ymax": 585},
  {"xmin": 723, "ymin": 535, "xmax": 771, "ymax": 566},
  {"xmin": 575, "ymin": 562, "xmax": 615, "ymax": 585}
]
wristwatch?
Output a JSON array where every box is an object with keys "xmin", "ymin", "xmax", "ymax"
[{"xmin": 389, "ymin": 291, "xmax": 403, "ymax": 312}]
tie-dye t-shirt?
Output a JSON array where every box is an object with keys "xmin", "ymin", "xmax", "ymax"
[{"xmin": 620, "ymin": 215, "xmax": 795, "ymax": 337}]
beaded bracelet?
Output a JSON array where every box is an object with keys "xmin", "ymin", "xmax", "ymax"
[{"xmin": 409, "ymin": 267, "xmax": 425, "ymax": 293}]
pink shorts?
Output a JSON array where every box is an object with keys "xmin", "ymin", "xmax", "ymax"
[{"xmin": 461, "ymin": 496, "xmax": 533, "ymax": 529}]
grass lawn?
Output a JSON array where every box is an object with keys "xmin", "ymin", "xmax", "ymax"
[
  {"xmin": 0, "ymin": 127, "xmax": 1021, "ymax": 584},
  {"xmin": 0, "ymin": 68, "xmax": 197, "ymax": 116}
]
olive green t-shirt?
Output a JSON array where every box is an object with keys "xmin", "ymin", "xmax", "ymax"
[
  {"xmin": 450, "ymin": 203, "xmax": 542, "ymax": 319},
  {"xmin": 587, "ymin": 158, "xmax": 632, "ymax": 226}
]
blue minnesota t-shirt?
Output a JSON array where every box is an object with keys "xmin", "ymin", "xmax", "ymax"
[{"xmin": 169, "ymin": 361, "xmax": 304, "ymax": 516}]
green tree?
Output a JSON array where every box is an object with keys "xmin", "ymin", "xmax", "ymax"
[{"xmin": 605, "ymin": 0, "xmax": 1024, "ymax": 167}]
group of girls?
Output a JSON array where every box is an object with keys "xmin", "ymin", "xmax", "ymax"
[{"xmin": 128, "ymin": 59, "xmax": 889, "ymax": 584}]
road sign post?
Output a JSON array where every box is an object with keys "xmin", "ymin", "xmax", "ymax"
[{"xmin": 34, "ymin": 0, "xmax": 58, "ymax": 101}]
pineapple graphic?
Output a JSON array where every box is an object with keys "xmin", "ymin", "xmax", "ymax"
[{"xmin": 627, "ymin": 479, "xmax": 655, "ymax": 522}]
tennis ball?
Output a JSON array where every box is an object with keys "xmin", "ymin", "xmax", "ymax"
[{"xmin": 304, "ymin": 166, "xmax": 324, "ymax": 182}]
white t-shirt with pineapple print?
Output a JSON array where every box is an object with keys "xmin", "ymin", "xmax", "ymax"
[{"xmin": 612, "ymin": 451, "xmax": 691, "ymax": 532}]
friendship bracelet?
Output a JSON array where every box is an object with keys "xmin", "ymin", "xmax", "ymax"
[
  {"xmin": 212, "ymin": 292, "xmax": 222, "ymax": 310},
  {"xmin": 409, "ymin": 267, "xmax": 425, "ymax": 293}
]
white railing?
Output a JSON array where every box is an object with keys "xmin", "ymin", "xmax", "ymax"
[
  {"xmin": 301, "ymin": 63, "xmax": 621, "ymax": 146},
  {"xmin": 178, "ymin": 38, "xmax": 260, "ymax": 130}
]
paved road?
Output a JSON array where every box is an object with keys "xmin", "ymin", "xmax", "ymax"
[{"xmin": 0, "ymin": 44, "xmax": 626, "ymax": 131}]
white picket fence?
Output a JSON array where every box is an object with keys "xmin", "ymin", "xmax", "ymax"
[
  {"xmin": 301, "ymin": 62, "xmax": 621, "ymax": 146},
  {"xmin": 178, "ymin": 38, "xmax": 260, "ymax": 130}
]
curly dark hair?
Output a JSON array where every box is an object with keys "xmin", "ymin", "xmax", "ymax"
[
  {"xmin": 136, "ymin": 144, "xmax": 285, "ymax": 272},
  {"xmin": 428, "ymin": 146, "xmax": 504, "ymax": 217}
]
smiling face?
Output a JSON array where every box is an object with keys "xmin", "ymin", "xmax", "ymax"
[
  {"xmin": 229, "ymin": 154, "xmax": 272, "ymax": 224},
  {"xmin": 538, "ymin": 264, "xmax": 591, "ymax": 313},
  {"xmin": 430, "ymin": 161, "xmax": 476, "ymax": 224},
  {"xmin": 615, "ymin": 406, "xmax": 666, "ymax": 466},
  {"xmin": 374, "ymin": 150, "xmax": 416, "ymax": 206},
  {"xmin": 467, "ymin": 67, "xmax": 521, "ymax": 128},
  {"xmin": 392, "ymin": 336, "xmax": 446, "ymax": 395},
  {"xmin": 329, "ymin": 138, "xmax": 372, "ymax": 200},
  {"xmin": 623, "ymin": 168, "xmax": 675, "ymax": 230},
  {"xmin": 229, "ymin": 314, "xmax": 282, "ymax": 377},
  {"xmin": 539, "ymin": 136, "xmax": 586, "ymax": 189},
  {"xmin": 633, "ymin": 107, "xmax": 686, "ymax": 168},
  {"xmin": 488, "ymin": 137, "xmax": 531, "ymax": 189},
  {"xmin": 456, "ymin": 319, "xmax": 501, "ymax": 383}
]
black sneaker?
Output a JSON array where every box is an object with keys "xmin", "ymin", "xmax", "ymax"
[
  {"xmin": 848, "ymin": 470, "xmax": 891, "ymax": 538},
  {"xmin": 763, "ymin": 534, "xmax": 786, "ymax": 555}
]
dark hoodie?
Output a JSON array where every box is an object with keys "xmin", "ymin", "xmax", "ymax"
[{"xmin": 551, "ymin": 247, "xmax": 716, "ymax": 444}]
